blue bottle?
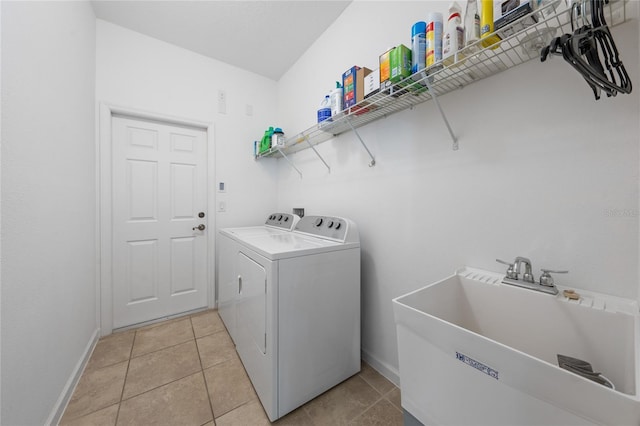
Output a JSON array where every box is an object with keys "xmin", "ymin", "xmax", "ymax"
[{"xmin": 411, "ymin": 21, "xmax": 427, "ymax": 74}]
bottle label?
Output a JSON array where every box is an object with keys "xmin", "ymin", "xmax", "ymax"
[
  {"xmin": 426, "ymin": 21, "xmax": 443, "ymax": 67},
  {"xmin": 411, "ymin": 34, "xmax": 426, "ymax": 73}
]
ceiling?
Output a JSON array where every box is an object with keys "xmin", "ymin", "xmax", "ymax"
[{"xmin": 91, "ymin": 1, "xmax": 352, "ymax": 81}]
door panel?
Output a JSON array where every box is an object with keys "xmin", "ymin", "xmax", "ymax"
[
  {"xmin": 128, "ymin": 126, "xmax": 158, "ymax": 149},
  {"xmin": 126, "ymin": 239, "xmax": 159, "ymax": 303},
  {"xmin": 236, "ymin": 251, "xmax": 267, "ymax": 354},
  {"xmin": 112, "ymin": 116, "xmax": 208, "ymax": 328},
  {"xmin": 170, "ymin": 236, "xmax": 196, "ymax": 295},
  {"xmin": 127, "ymin": 160, "xmax": 158, "ymax": 221},
  {"xmin": 171, "ymin": 163, "xmax": 196, "ymax": 219},
  {"xmin": 170, "ymin": 132, "xmax": 196, "ymax": 152}
]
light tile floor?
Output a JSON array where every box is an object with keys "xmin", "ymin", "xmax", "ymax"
[{"xmin": 60, "ymin": 310, "xmax": 402, "ymax": 426}]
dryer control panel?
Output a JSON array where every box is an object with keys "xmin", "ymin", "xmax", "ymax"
[
  {"xmin": 265, "ymin": 213, "xmax": 300, "ymax": 230},
  {"xmin": 294, "ymin": 215, "xmax": 355, "ymax": 242}
]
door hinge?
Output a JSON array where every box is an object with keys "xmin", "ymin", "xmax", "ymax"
[
  {"xmin": 264, "ymin": 333, "xmax": 267, "ymax": 352},
  {"xmin": 264, "ymin": 278, "xmax": 267, "ymax": 293}
]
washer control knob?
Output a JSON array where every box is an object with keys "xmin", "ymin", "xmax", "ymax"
[
  {"xmin": 335, "ymin": 222, "xmax": 342, "ymax": 230},
  {"xmin": 278, "ymin": 215, "xmax": 283, "ymax": 221},
  {"xmin": 284, "ymin": 216, "xmax": 289, "ymax": 222},
  {"xmin": 327, "ymin": 220, "xmax": 334, "ymax": 228},
  {"xmin": 314, "ymin": 218, "xmax": 323, "ymax": 227}
]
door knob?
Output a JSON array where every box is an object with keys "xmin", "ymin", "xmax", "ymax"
[{"xmin": 193, "ymin": 224, "xmax": 206, "ymax": 231}]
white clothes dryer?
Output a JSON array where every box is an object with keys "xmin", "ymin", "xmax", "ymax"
[
  {"xmin": 217, "ymin": 215, "xmax": 360, "ymax": 421},
  {"xmin": 218, "ymin": 213, "xmax": 299, "ymax": 339}
]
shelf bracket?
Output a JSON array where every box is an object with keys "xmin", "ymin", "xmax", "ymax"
[
  {"xmin": 303, "ymin": 134, "xmax": 331, "ymax": 173},
  {"xmin": 346, "ymin": 119, "xmax": 376, "ymax": 167},
  {"xmin": 275, "ymin": 146, "xmax": 303, "ymax": 179},
  {"xmin": 424, "ymin": 78, "xmax": 459, "ymax": 151}
]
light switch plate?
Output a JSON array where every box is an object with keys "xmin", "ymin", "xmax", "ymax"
[{"xmin": 218, "ymin": 90, "xmax": 227, "ymax": 114}]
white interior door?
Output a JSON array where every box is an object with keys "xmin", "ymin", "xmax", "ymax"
[{"xmin": 111, "ymin": 115, "xmax": 208, "ymax": 328}]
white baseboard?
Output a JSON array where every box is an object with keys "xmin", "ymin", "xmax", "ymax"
[
  {"xmin": 361, "ymin": 348, "xmax": 400, "ymax": 387},
  {"xmin": 46, "ymin": 328, "xmax": 100, "ymax": 426}
]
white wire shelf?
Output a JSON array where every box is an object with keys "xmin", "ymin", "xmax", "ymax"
[{"xmin": 256, "ymin": 0, "xmax": 629, "ymax": 163}]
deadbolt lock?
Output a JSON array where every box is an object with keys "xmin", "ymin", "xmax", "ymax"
[{"xmin": 198, "ymin": 212, "xmax": 205, "ymax": 218}]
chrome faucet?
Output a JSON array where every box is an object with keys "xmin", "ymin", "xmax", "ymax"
[
  {"xmin": 496, "ymin": 257, "xmax": 568, "ymax": 295},
  {"xmin": 513, "ymin": 256, "xmax": 535, "ymax": 283}
]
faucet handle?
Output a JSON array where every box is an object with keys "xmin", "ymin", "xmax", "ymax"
[
  {"xmin": 539, "ymin": 268, "xmax": 569, "ymax": 287},
  {"xmin": 496, "ymin": 259, "xmax": 518, "ymax": 279}
]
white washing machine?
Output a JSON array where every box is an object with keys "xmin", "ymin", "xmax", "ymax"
[
  {"xmin": 217, "ymin": 215, "xmax": 361, "ymax": 421},
  {"xmin": 218, "ymin": 213, "xmax": 299, "ymax": 340}
]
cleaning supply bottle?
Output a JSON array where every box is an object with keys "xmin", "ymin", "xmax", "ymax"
[
  {"xmin": 330, "ymin": 82, "xmax": 343, "ymax": 117},
  {"xmin": 411, "ymin": 21, "xmax": 427, "ymax": 74},
  {"xmin": 317, "ymin": 95, "xmax": 331, "ymax": 123},
  {"xmin": 443, "ymin": 2, "xmax": 464, "ymax": 65},
  {"xmin": 271, "ymin": 128, "xmax": 285, "ymax": 148},
  {"xmin": 260, "ymin": 127, "xmax": 274, "ymax": 153},
  {"xmin": 480, "ymin": 0, "xmax": 501, "ymax": 48},
  {"xmin": 259, "ymin": 129, "xmax": 268, "ymax": 153},
  {"xmin": 464, "ymin": 0, "xmax": 481, "ymax": 51},
  {"xmin": 426, "ymin": 12, "xmax": 443, "ymax": 68}
]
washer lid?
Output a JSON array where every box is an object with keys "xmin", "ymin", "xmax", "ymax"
[
  {"xmin": 236, "ymin": 232, "xmax": 359, "ymax": 260},
  {"xmin": 219, "ymin": 212, "xmax": 300, "ymax": 242},
  {"xmin": 220, "ymin": 226, "xmax": 290, "ymax": 241}
]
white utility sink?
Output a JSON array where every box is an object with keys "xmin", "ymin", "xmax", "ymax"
[{"xmin": 393, "ymin": 267, "xmax": 640, "ymax": 425}]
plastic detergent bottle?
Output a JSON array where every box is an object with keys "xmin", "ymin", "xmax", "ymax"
[
  {"xmin": 317, "ymin": 95, "xmax": 331, "ymax": 123},
  {"xmin": 330, "ymin": 82, "xmax": 343, "ymax": 117},
  {"xmin": 411, "ymin": 21, "xmax": 427, "ymax": 74},
  {"xmin": 480, "ymin": 0, "xmax": 501, "ymax": 48},
  {"xmin": 464, "ymin": 0, "xmax": 481, "ymax": 51},
  {"xmin": 260, "ymin": 127, "xmax": 274, "ymax": 153},
  {"xmin": 271, "ymin": 128, "xmax": 285, "ymax": 148},
  {"xmin": 443, "ymin": 2, "xmax": 464, "ymax": 65},
  {"xmin": 426, "ymin": 12, "xmax": 443, "ymax": 68}
]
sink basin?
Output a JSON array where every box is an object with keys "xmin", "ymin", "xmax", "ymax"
[{"xmin": 393, "ymin": 267, "xmax": 640, "ymax": 425}]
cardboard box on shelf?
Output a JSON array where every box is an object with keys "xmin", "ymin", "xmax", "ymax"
[
  {"xmin": 494, "ymin": 0, "xmax": 537, "ymax": 33},
  {"xmin": 390, "ymin": 45, "xmax": 412, "ymax": 84},
  {"xmin": 342, "ymin": 66, "xmax": 373, "ymax": 108},
  {"xmin": 380, "ymin": 45, "xmax": 413, "ymax": 95},
  {"xmin": 364, "ymin": 69, "xmax": 380, "ymax": 99},
  {"xmin": 379, "ymin": 49, "xmax": 392, "ymax": 92}
]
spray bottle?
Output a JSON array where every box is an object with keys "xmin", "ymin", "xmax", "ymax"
[
  {"xmin": 464, "ymin": 0, "xmax": 481, "ymax": 51},
  {"xmin": 426, "ymin": 12, "xmax": 443, "ymax": 68},
  {"xmin": 411, "ymin": 21, "xmax": 427, "ymax": 74},
  {"xmin": 443, "ymin": 2, "xmax": 464, "ymax": 65},
  {"xmin": 480, "ymin": 0, "xmax": 501, "ymax": 49}
]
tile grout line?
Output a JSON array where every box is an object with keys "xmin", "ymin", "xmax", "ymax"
[
  {"xmin": 344, "ymin": 372, "xmax": 401, "ymax": 424},
  {"xmin": 347, "ymin": 383, "xmax": 402, "ymax": 425},
  {"xmin": 114, "ymin": 329, "xmax": 137, "ymax": 426},
  {"xmin": 118, "ymin": 330, "xmax": 202, "ymax": 402},
  {"xmin": 114, "ymin": 315, "xmax": 215, "ymax": 404},
  {"xmin": 62, "ymin": 313, "xmax": 219, "ymax": 424},
  {"xmin": 357, "ymin": 367, "xmax": 400, "ymax": 399},
  {"xmin": 192, "ymin": 316, "xmax": 217, "ymax": 423},
  {"xmin": 130, "ymin": 336, "xmax": 195, "ymax": 359}
]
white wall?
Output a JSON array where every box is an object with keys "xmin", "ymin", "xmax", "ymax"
[
  {"xmin": 96, "ymin": 20, "xmax": 279, "ymax": 233},
  {"xmin": 276, "ymin": 1, "xmax": 640, "ymax": 382},
  {"xmin": 1, "ymin": 2, "xmax": 97, "ymax": 424}
]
